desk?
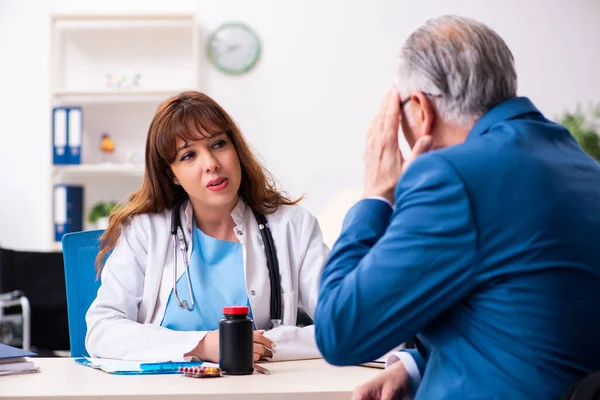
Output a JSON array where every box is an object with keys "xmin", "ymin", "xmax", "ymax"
[{"xmin": 1, "ymin": 358, "xmax": 381, "ymax": 399}]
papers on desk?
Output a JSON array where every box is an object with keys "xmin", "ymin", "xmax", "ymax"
[
  {"xmin": 360, "ymin": 348, "xmax": 404, "ymax": 369},
  {"xmin": 0, "ymin": 343, "xmax": 39, "ymax": 376},
  {"xmin": 75, "ymin": 357, "xmax": 216, "ymax": 375},
  {"xmin": 361, "ymin": 355, "xmax": 387, "ymax": 369}
]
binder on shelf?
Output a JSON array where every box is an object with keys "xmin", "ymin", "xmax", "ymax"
[
  {"xmin": 54, "ymin": 184, "xmax": 84, "ymax": 242},
  {"xmin": 52, "ymin": 107, "xmax": 68, "ymax": 165},
  {"xmin": 67, "ymin": 107, "xmax": 82, "ymax": 165},
  {"xmin": 52, "ymin": 106, "xmax": 83, "ymax": 165}
]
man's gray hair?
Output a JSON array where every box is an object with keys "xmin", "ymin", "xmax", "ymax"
[{"xmin": 396, "ymin": 15, "xmax": 517, "ymax": 127}]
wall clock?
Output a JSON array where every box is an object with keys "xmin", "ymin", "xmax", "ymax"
[{"xmin": 207, "ymin": 22, "xmax": 261, "ymax": 75}]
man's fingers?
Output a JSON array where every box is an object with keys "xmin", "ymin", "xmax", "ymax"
[
  {"xmin": 350, "ymin": 385, "xmax": 370, "ymax": 400},
  {"xmin": 382, "ymin": 87, "xmax": 401, "ymax": 145},
  {"xmin": 410, "ymin": 135, "xmax": 433, "ymax": 159},
  {"xmin": 371, "ymin": 87, "xmax": 395, "ymax": 139},
  {"xmin": 401, "ymin": 135, "xmax": 433, "ymax": 174}
]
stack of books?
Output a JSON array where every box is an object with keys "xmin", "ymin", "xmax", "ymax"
[{"xmin": 0, "ymin": 343, "xmax": 39, "ymax": 376}]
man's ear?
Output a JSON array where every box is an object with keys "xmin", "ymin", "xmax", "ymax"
[{"xmin": 410, "ymin": 92, "xmax": 435, "ymax": 137}]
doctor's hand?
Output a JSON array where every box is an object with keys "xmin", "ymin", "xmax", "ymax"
[
  {"xmin": 253, "ymin": 330, "xmax": 275, "ymax": 361},
  {"xmin": 186, "ymin": 330, "xmax": 275, "ymax": 363},
  {"xmin": 363, "ymin": 87, "xmax": 432, "ymax": 204},
  {"xmin": 187, "ymin": 330, "xmax": 220, "ymax": 363},
  {"xmin": 351, "ymin": 360, "xmax": 410, "ymax": 400}
]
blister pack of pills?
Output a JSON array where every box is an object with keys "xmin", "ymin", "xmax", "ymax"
[{"xmin": 179, "ymin": 366, "xmax": 222, "ymax": 378}]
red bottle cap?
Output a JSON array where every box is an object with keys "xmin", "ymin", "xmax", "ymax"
[{"xmin": 223, "ymin": 306, "xmax": 249, "ymax": 315}]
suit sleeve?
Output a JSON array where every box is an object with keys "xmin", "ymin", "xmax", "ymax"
[
  {"xmin": 387, "ymin": 349, "xmax": 426, "ymax": 399},
  {"xmin": 314, "ymin": 154, "xmax": 478, "ymax": 366}
]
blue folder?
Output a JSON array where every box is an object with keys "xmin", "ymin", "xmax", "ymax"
[
  {"xmin": 54, "ymin": 185, "xmax": 84, "ymax": 242},
  {"xmin": 0, "ymin": 343, "xmax": 37, "ymax": 360}
]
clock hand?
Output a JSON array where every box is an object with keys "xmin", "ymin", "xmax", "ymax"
[{"xmin": 224, "ymin": 44, "xmax": 240, "ymax": 53}]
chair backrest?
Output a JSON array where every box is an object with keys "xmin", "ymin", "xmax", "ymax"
[
  {"xmin": 562, "ymin": 371, "xmax": 600, "ymax": 400},
  {"xmin": 62, "ymin": 230, "xmax": 104, "ymax": 358}
]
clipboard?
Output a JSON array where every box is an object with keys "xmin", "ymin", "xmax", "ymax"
[{"xmin": 74, "ymin": 357, "xmax": 208, "ymax": 375}]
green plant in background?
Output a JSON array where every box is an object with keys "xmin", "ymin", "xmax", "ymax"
[
  {"xmin": 87, "ymin": 201, "xmax": 118, "ymax": 223},
  {"xmin": 557, "ymin": 102, "xmax": 600, "ymax": 162}
]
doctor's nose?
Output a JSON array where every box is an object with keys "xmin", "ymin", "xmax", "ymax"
[{"xmin": 201, "ymin": 153, "xmax": 220, "ymax": 173}]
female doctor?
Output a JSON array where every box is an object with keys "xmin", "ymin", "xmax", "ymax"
[{"xmin": 85, "ymin": 91, "xmax": 330, "ymax": 362}]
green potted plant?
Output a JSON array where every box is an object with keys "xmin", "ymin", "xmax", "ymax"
[
  {"xmin": 557, "ymin": 102, "xmax": 600, "ymax": 162},
  {"xmin": 87, "ymin": 201, "xmax": 118, "ymax": 229}
]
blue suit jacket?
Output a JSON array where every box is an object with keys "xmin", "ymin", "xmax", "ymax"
[{"xmin": 315, "ymin": 97, "xmax": 600, "ymax": 399}]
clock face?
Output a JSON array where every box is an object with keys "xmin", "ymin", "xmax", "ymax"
[{"xmin": 207, "ymin": 22, "xmax": 261, "ymax": 75}]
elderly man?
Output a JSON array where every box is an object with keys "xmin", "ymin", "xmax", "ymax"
[{"xmin": 314, "ymin": 15, "xmax": 600, "ymax": 400}]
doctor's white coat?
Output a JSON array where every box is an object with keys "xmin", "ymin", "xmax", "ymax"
[{"xmin": 85, "ymin": 199, "xmax": 330, "ymax": 362}]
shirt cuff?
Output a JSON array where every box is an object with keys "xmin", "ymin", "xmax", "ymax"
[
  {"xmin": 365, "ymin": 196, "xmax": 393, "ymax": 208},
  {"xmin": 386, "ymin": 351, "xmax": 421, "ymax": 400}
]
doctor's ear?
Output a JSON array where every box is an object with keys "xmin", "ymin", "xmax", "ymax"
[{"xmin": 165, "ymin": 167, "xmax": 180, "ymax": 185}]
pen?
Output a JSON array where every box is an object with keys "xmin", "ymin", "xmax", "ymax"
[
  {"xmin": 254, "ymin": 364, "xmax": 271, "ymax": 375},
  {"xmin": 262, "ymin": 344, "xmax": 276, "ymax": 354}
]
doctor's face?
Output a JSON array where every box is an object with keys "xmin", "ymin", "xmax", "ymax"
[{"xmin": 170, "ymin": 131, "xmax": 242, "ymax": 212}]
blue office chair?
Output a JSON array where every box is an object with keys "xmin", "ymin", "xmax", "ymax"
[{"xmin": 62, "ymin": 230, "xmax": 104, "ymax": 358}]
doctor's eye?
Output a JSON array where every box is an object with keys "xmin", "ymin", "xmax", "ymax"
[
  {"xmin": 211, "ymin": 139, "xmax": 227, "ymax": 149},
  {"xmin": 179, "ymin": 151, "xmax": 196, "ymax": 162}
]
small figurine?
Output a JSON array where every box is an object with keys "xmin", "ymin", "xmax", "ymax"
[
  {"xmin": 100, "ymin": 133, "xmax": 115, "ymax": 153},
  {"xmin": 117, "ymin": 76, "xmax": 127, "ymax": 90}
]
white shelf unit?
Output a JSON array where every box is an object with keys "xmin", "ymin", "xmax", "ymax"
[
  {"xmin": 53, "ymin": 88, "xmax": 190, "ymax": 103},
  {"xmin": 53, "ymin": 164, "xmax": 145, "ymax": 179},
  {"xmin": 49, "ymin": 14, "xmax": 199, "ymax": 251}
]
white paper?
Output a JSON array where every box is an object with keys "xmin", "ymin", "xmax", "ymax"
[{"xmin": 84, "ymin": 357, "xmax": 144, "ymax": 373}]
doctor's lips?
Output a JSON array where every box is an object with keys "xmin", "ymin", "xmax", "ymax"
[{"xmin": 207, "ymin": 177, "xmax": 229, "ymax": 192}]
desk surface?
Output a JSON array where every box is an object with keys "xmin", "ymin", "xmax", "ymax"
[{"xmin": 0, "ymin": 358, "xmax": 381, "ymax": 400}]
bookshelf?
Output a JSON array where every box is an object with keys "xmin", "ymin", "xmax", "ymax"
[
  {"xmin": 49, "ymin": 14, "xmax": 199, "ymax": 251},
  {"xmin": 53, "ymin": 88, "xmax": 189, "ymax": 103},
  {"xmin": 53, "ymin": 164, "xmax": 145, "ymax": 179}
]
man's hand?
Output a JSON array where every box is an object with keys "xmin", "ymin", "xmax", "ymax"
[
  {"xmin": 351, "ymin": 360, "xmax": 410, "ymax": 400},
  {"xmin": 363, "ymin": 87, "xmax": 432, "ymax": 203}
]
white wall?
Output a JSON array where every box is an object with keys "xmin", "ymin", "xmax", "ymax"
[{"xmin": 1, "ymin": 0, "xmax": 599, "ymax": 251}]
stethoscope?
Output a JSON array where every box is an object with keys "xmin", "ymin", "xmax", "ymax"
[{"xmin": 170, "ymin": 196, "xmax": 283, "ymax": 328}]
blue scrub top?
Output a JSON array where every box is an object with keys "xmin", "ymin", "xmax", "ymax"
[{"xmin": 161, "ymin": 222, "xmax": 252, "ymax": 331}]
